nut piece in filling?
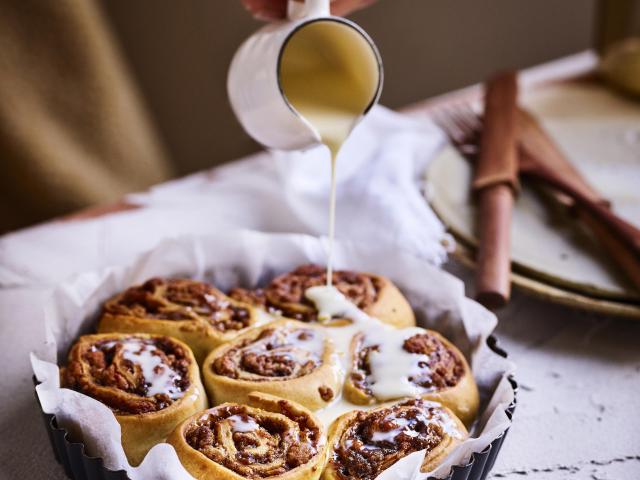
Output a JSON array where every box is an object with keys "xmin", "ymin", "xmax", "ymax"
[
  {"xmin": 167, "ymin": 392, "xmax": 327, "ymax": 480},
  {"xmin": 324, "ymin": 398, "xmax": 467, "ymax": 480},
  {"xmin": 345, "ymin": 329, "xmax": 479, "ymax": 426},
  {"xmin": 98, "ymin": 278, "xmax": 261, "ymax": 363},
  {"xmin": 61, "ymin": 333, "xmax": 207, "ymax": 466},
  {"xmin": 229, "ymin": 264, "xmax": 415, "ymax": 328},
  {"xmin": 203, "ymin": 320, "xmax": 341, "ymax": 411}
]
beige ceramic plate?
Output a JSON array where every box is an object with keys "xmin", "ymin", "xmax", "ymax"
[
  {"xmin": 426, "ymin": 82, "xmax": 640, "ymax": 315},
  {"xmin": 450, "ymin": 239, "xmax": 640, "ymax": 319}
]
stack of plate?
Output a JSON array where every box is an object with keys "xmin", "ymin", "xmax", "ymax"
[{"xmin": 426, "ymin": 81, "xmax": 640, "ymax": 318}]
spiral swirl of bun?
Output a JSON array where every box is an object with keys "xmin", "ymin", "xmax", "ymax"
[
  {"xmin": 62, "ymin": 333, "xmax": 207, "ymax": 466},
  {"xmin": 203, "ymin": 320, "xmax": 341, "ymax": 411},
  {"xmin": 345, "ymin": 328, "xmax": 479, "ymax": 425},
  {"xmin": 98, "ymin": 278, "xmax": 262, "ymax": 363},
  {"xmin": 168, "ymin": 392, "xmax": 327, "ymax": 480},
  {"xmin": 229, "ymin": 265, "xmax": 414, "ymax": 328},
  {"xmin": 323, "ymin": 398, "xmax": 467, "ymax": 480}
]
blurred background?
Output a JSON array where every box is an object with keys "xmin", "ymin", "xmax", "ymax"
[
  {"xmin": 102, "ymin": 0, "xmax": 598, "ymax": 174},
  {"xmin": 0, "ymin": 0, "xmax": 638, "ymax": 232}
]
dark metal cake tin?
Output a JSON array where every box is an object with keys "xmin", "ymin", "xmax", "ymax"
[{"xmin": 36, "ymin": 335, "xmax": 517, "ymax": 480}]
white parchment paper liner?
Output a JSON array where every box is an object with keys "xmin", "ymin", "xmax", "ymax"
[{"xmin": 32, "ymin": 230, "xmax": 515, "ymax": 480}]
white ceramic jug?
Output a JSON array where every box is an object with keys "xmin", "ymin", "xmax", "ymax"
[{"xmin": 228, "ymin": 0, "xmax": 383, "ymax": 150}]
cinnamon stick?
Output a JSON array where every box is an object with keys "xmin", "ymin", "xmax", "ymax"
[{"xmin": 473, "ymin": 72, "xmax": 519, "ymax": 309}]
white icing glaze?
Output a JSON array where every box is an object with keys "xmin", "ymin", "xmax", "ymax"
[
  {"xmin": 305, "ymin": 286, "xmax": 377, "ymax": 381},
  {"xmin": 243, "ymin": 327, "xmax": 326, "ymax": 366},
  {"xmin": 305, "ymin": 285, "xmax": 373, "ymax": 324},
  {"xmin": 102, "ymin": 339, "xmax": 184, "ymax": 400},
  {"xmin": 316, "ymin": 392, "xmax": 367, "ymax": 426},
  {"xmin": 317, "ymin": 398, "xmax": 464, "ymax": 444},
  {"xmin": 327, "ymin": 156, "xmax": 337, "ymax": 287},
  {"xmin": 364, "ymin": 327, "xmax": 434, "ymax": 400},
  {"xmin": 369, "ymin": 406, "xmax": 464, "ymax": 444},
  {"xmin": 227, "ymin": 414, "xmax": 259, "ymax": 433},
  {"xmin": 204, "ymin": 293, "xmax": 225, "ymax": 310},
  {"xmin": 432, "ymin": 408, "xmax": 465, "ymax": 439},
  {"xmin": 370, "ymin": 416, "xmax": 410, "ymax": 442},
  {"xmin": 306, "ymin": 286, "xmax": 437, "ymax": 401},
  {"xmin": 255, "ymin": 309, "xmax": 276, "ymax": 327},
  {"xmin": 285, "ymin": 328, "xmax": 326, "ymax": 356}
]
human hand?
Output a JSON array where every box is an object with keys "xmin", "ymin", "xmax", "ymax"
[{"xmin": 241, "ymin": 0, "xmax": 376, "ymax": 20}]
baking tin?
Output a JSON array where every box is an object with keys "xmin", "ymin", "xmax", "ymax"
[{"xmin": 35, "ymin": 335, "xmax": 517, "ymax": 480}]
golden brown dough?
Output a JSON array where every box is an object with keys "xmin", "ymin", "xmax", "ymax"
[
  {"xmin": 229, "ymin": 264, "xmax": 415, "ymax": 328},
  {"xmin": 167, "ymin": 392, "xmax": 327, "ymax": 480},
  {"xmin": 98, "ymin": 278, "xmax": 265, "ymax": 363},
  {"xmin": 323, "ymin": 398, "xmax": 467, "ymax": 480},
  {"xmin": 203, "ymin": 320, "xmax": 341, "ymax": 411},
  {"xmin": 343, "ymin": 328, "xmax": 479, "ymax": 426},
  {"xmin": 61, "ymin": 333, "xmax": 207, "ymax": 466}
]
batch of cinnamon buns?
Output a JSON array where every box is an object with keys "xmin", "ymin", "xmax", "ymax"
[{"xmin": 61, "ymin": 264, "xmax": 480, "ymax": 480}]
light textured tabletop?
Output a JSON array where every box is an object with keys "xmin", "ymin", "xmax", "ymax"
[{"xmin": 447, "ymin": 263, "xmax": 640, "ymax": 480}]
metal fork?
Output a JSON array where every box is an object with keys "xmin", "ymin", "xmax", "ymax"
[
  {"xmin": 431, "ymin": 104, "xmax": 483, "ymax": 159},
  {"xmin": 432, "ymin": 104, "xmax": 566, "ymax": 179}
]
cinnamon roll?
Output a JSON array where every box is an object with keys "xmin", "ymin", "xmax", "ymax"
[
  {"xmin": 323, "ymin": 398, "xmax": 467, "ymax": 480},
  {"xmin": 229, "ymin": 265, "xmax": 415, "ymax": 328},
  {"xmin": 98, "ymin": 278, "xmax": 263, "ymax": 363},
  {"xmin": 344, "ymin": 328, "xmax": 478, "ymax": 426},
  {"xmin": 61, "ymin": 333, "xmax": 207, "ymax": 466},
  {"xmin": 167, "ymin": 392, "xmax": 327, "ymax": 480},
  {"xmin": 203, "ymin": 320, "xmax": 340, "ymax": 411}
]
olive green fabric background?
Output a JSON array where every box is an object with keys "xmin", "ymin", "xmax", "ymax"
[{"xmin": 0, "ymin": 0, "xmax": 172, "ymax": 232}]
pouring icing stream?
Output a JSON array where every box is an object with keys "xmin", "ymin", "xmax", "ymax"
[
  {"xmin": 279, "ymin": 21, "xmax": 380, "ymax": 285},
  {"xmin": 305, "ymin": 286, "xmax": 457, "ymax": 426}
]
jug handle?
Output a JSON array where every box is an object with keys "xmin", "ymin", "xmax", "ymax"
[{"xmin": 287, "ymin": 0, "xmax": 330, "ymax": 20}]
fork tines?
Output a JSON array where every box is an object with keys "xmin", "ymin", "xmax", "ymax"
[{"xmin": 431, "ymin": 105, "xmax": 483, "ymax": 157}]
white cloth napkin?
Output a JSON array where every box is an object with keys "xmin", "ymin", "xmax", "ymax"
[{"xmin": 0, "ymin": 106, "xmax": 448, "ymax": 288}]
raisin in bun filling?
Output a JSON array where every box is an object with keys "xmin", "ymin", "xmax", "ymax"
[
  {"xmin": 98, "ymin": 278, "xmax": 263, "ymax": 364},
  {"xmin": 167, "ymin": 392, "xmax": 327, "ymax": 480},
  {"xmin": 203, "ymin": 320, "xmax": 341, "ymax": 411},
  {"xmin": 229, "ymin": 265, "xmax": 415, "ymax": 329},
  {"xmin": 323, "ymin": 398, "xmax": 467, "ymax": 480},
  {"xmin": 344, "ymin": 328, "xmax": 479, "ymax": 426},
  {"xmin": 62, "ymin": 333, "xmax": 207, "ymax": 466}
]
